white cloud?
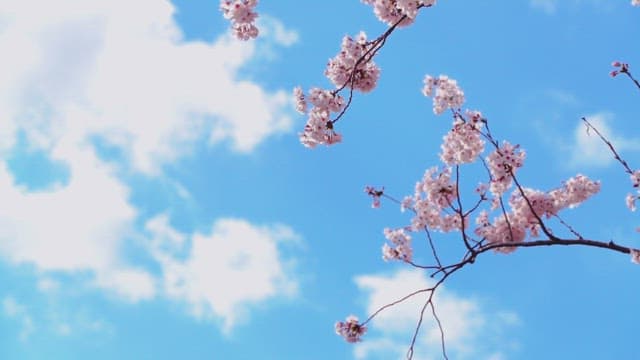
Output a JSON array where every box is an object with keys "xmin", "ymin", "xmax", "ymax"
[
  {"xmin": 352, "ymin": 269, "xmax": 519, "ymax": 360},
  {"xmin": 0, "ymin": 143, "xmax": 156, "ymax": 302},
  {"xmin": 258, "ymin": 15, "xmax": 300, "ymax": 47},
  {"xmin": 0, "ymin": 0, "xmax": 296, "ymax": 174},
  {"xmin": 569, "ymin": 113, "xmax": 640, "ymax": 168},
  {"xmin": 37, "ymin": 278, "xmax": 61, "ymax": 293},
  {"xmin": 2, "ymin": 296, "xmax": 35, "ymax": 341},
  {"xmin": 0, "ymin": 0, "xmax": 300, "ymax": 318},
  {"xmin": 95, "ymin": 268, "xmax": 157, "ymax": 302},
  {"xmin": 146, "ymin": 215, "xmax": 300, "ymax": 332},
  {"xmin": 529, "ymin": 0, "xmax": 613, "ymax": 14},
  {"xmin": 0, "ymin": 149, "xmax": 134, "ymax": 271},
  {"xmin": 47, "ymin": 306, "xmax": 115, "ymax": 338},
  {"xmin": 530, "ymin": 0, "xmax": 558, "ymax": 14}
]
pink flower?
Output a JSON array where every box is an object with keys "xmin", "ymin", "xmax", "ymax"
[
  {"xmin": 365, "ymin": 186, "xmax": 384, "ymax": 208},
  {"xmin": 475, "ymin": 183, "xmax": 488, "ymax": 196},
  {"xmin": 400, "ymin": 196, "xmax": 413, "ymax": 212},
  {"xmin": 298, "ymin": 88, "xmax": 345, "ymax": 148},
  {"xmin": 440, "ymin": 115, "xmax": 485, "ymax": 165},
  {"xmin": 422, "ymin": 75, "xmax": 465, "ymax": 114},
  {"xmin": 220, "ymin": 0, "xmax": 259, "ymax": 40},
  {"xmin": 382, "ymin": 228, "xmax": 413, "ymax": 262},
  {"xmin": 486, "ymin": 141, "xmax": 526, "ymax": 195},
  {"xmin": 408, "ymin": 167, "xmax": 467, "ymax": 232},
  {"xmin": 610, "ymin": 60, "xmax": 630, "ymax": 76},
  {"xmin": 474, "ymin": 210, "xmax": 526, "ymax": 254},
  {"xmin": 293, "ymin": 87, "xmax": 307, "ymax": 114},
  {"xmin": 551, "ymin": 174, "xmax": 601, "ymax": 210},
  {"xmin": 335, "ymin": 315, "xmax": 367, "ymax": 343},
  {"xmin": 626, "ymin": 193, "xmax": 637, "ymax": 211},
  {"xmin": 630, "ymin": 170, "xmax": 640, "ymax": 188},
  {"xmin": 631, "ymin": 249, "xmax": 640, "ymax": 264},
  {"xmin": 325, "ymin": 32, "xmax": 380, "ymax": 92},
  {"xmin": 362, "ymin": 0, "xmax": 437, "ymax": 26}
]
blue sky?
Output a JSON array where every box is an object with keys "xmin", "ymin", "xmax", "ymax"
[{"xmin": 0, "ymin": 1, "xmax": 639, "ymax": 359}]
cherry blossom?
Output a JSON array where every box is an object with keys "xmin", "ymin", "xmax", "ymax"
[
  {"xmin": 474, "ymin": 175, "xmax": 600, "ymax": 250},
  {"xmin": 298, "ymin": 88, "xmax": 345, "ymax": 148},
  {"xmin": 440, "ymin": 113, "xmax": 485, "ymax": 165},
  {"xmin": 325, "ymin": 32, "xmax": 380, "ymax": 92},
  {"xmin": 610, "ymin": 61, "xmax": 630, "ymax": 77},
  {"xmin": 293, "ymin": 87, "xmax": 307, "ymax": 114},
  {"xmin": 633, "ymin": 0, "xmax": 640, "ymax": 7},
  {"xmin": 626, "ymin": 171, "xmax": 640, "ymax": 211},
  {"xmin": 382, "ymin": 228, "xmax": 413, "ymax": 261},
  {"xmin": 631, "ymin": 170, "xmax": 640, "ymax": 187},
  {"xmin": 626, "ymin": 193, "xmax": 637, "ymax": 211},
  {"xmin": 475, "ymin": 210, "xmax": 526, "ymax": 253},
  {"xmin": 365, "ymin": 186, "xmax": 384, "ymax": 208},
  {"xmin": 362, "ymin": 0, "xmax": 436, "ymax": 26},
  {"xmin": 422, "ymin": 75, "xmax": 466, "ymax": 115},
  {"xmin": 335, "ymin": 315, "xmax": 367, "ymax": 343},
  {"xmin": 405, "ymin": 167, "xmax": 468, "ymax": 232},
  {"xmin": 486, "ymin": 141, "xmax": 526, "ymax": 195},
  {"xmin": 220, "ymin": 0, "xmax": 259, "ymax": 40},
  {"xmin": 551, "ymin": 174, "xmax": 601, "ymax": 210}
]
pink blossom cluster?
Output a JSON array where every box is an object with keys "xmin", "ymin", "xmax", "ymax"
[
  {"xmin": 293, "ymin": 87, "xmax": 307, "ymax": 114},
  {"xmin": 486, "ymin": 141, "xmax": 526, "ymax": 195},
  {"xmin": 475, "ymin": 210, "xmax": 525, "ymax": 254},
  {"xmin": 633, "ymin": 0, "xmax": 640, "ymax": 7},
  {"xmin": 335, "ymin": 315, "xmax": 367, "ymax": 343},
  {"xmin": 610, "ymin": 61, "xmax": 630, "ymax": 77},
  {"xmin": 625, "ymin": 170, "xmax": 640, "ymax": 211},
  {"xmin": 475, "ymin": 175, "xmax": 600, "ymax": 252},
  {"xmin": 326, "ymin": 32, "xmax": 380, "ymax": 92},
  {"xmin": 220, "ymin": 0, "xmax": 259, "ymax": 40},
  {"xmin": 440, "ymin": 111, "xmax": 485, "ymax": 165},
  {"xmin": 365, "ymin": 186, "xmax": 384, "ymax": 208},
  {"xmin": 361, "ymin": 0, "xmax": 436, "ymax": 26},
  {"xmin": 382, "ymin": 228, "xmax": 413, "ymax": 261},
  {"xmin": 551, "ymin": 174, "xmax": 601, "ymax": 209},
  {"xmin": 422, "ymin": 75, "xmax": 466, "ymax": 114},
  {"xmin": 404, "ymin": 167, "xmax": 466, "ymax": 232},
  {"xmin": 507, "ymin": 188, "xmax": 562, "ymax": 238},
  {"xmin": 297, "ymin": 88, "xmax": 345, "ymax": 147}
]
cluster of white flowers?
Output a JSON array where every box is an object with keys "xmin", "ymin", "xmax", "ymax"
[
  {"xmin": 475, "ymin": 175, "xmax": 600, "ymax": 252},
  {"xmin": 382, "ymin": 228, "xmax": 413, "ymax": 261},
  {"xmin": 486, "ymin": 141, "xmax": 526, "ymax": 195},
  {"xmin": 440, "ymin": 111, "xmax": 485, "ymax": 165},
  {"xmin": 325, "ymin": 32, "xmax": 380, "ymax": 92},
  {"xmin": 422, "ymin": 75, "xmax": 466, "ymax": 114},
  {"xmin": 335, "ymin": 315, "xmax": 367, "ymax": 343},
  {"xmin": 297, "ymin": 88, "xmax": 345, "ymax": 148},
  {"xmin": 219, "ymin": 0, "xmax": 259, "ymax": 40},
  {"xmin": 361, "ymin": 0, "xmax": 436, "ymax": 26}
]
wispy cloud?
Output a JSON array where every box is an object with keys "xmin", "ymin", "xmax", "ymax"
[
  {"xmin": 0, "ymin": 0, "xmax": 296, "ymax": 173},
  {"xmin": 0, "ymin": 0, "xmax": 302, "ymax": 332},
  {"xmin": 530, "ymin": 0, "xmax": 558, "ymax": 14},
  {"xmin": 146, "ymin": 215, "xmax": 300, "ymax": 332},
  {"xmin": 529, "ymin": 0, "xmax": 614, "ymax": 14},
  {"xmin": 569, "ymin": 113, "xmax": 640, "ymax": 168},
  {"xmin": 2, "ymin": 296, "xmax": 35, "ymax": 341},
  {"xmin": 352, "ymin": 270, "xmax": 519, "ymax": 360}
]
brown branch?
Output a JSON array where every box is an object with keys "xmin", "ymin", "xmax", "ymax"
[
  {"xmin": 330, "ymin": 4, "xmax": 433, "ymax": 125},
  {"xmin": 581, "ymin": 117, "xmax": 634, "ymax": 175}
]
